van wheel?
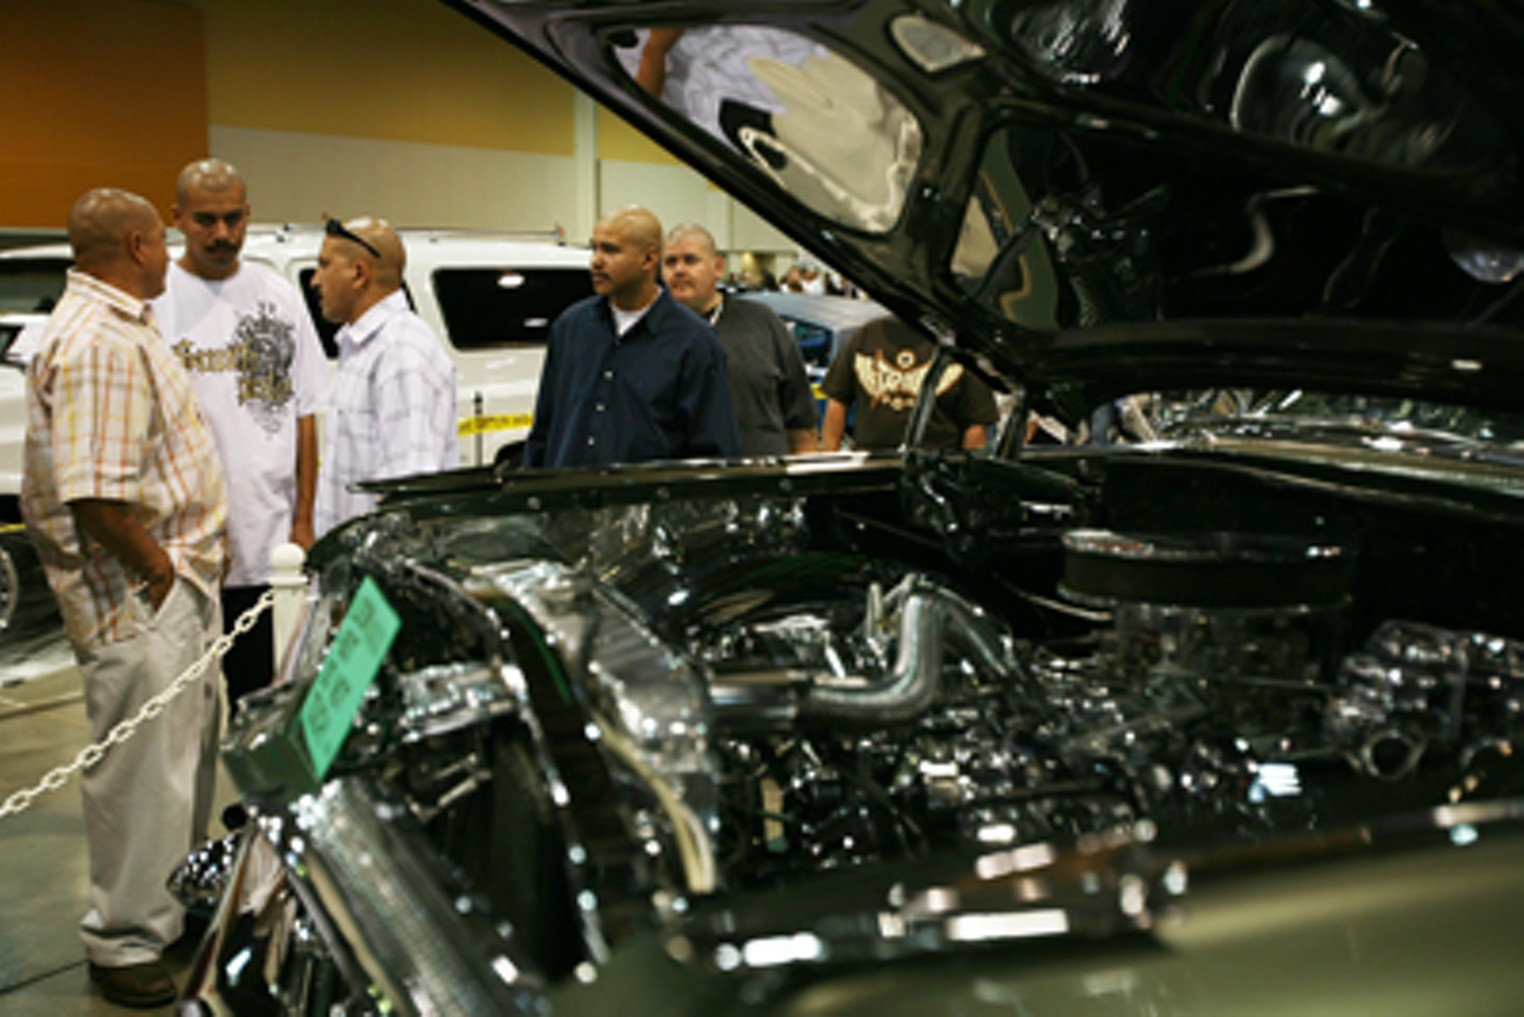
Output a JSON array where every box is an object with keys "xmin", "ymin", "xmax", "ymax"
[
  {"xmin": 0, "ymin": 528, "xmax": 59, "ymax": 641},
  {"xmin": 0, "ymin": 542, "xmax": 17, "ymax": 633}
]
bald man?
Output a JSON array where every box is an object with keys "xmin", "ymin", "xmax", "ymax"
[
  {"xmin": 525, "ymin": 206, "xmax": 739, "ymax": 467},
  {"xmin": 21, "ymin": 188, "xmax": 228, "ymax": 1007},
  {"xmin": 310, "ymin": 216, "xmax": 457, "ymax": 533},
  {"xmin": 153, "ymin": 159, "xmax": 328, "ymax": 709}
]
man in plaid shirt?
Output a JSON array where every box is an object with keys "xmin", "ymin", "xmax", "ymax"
[
  {"xmin": 309, "ymin": 216, "xmax": 457, "ymax": 534},
  {"xmin": 21, "ymin": 188, "xmax": 228, "ymax": 1008}
]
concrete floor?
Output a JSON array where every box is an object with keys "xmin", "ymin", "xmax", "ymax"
[{"xmin": 0, "ymin": 625, "xmax": 222, "ymax": 1015}]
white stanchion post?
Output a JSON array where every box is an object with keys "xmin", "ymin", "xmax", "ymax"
[{"xmin": 270, "ymin": 542, "xmax": 308, "ymax": 671}]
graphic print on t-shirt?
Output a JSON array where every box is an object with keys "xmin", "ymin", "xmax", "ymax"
[
  {"xmin": 172, "ymin": 299, "xmax": 296, "ymax": 434},
  {"xmin": 853, "ymin": 347, "xmax": 964, "ymax": 411}
]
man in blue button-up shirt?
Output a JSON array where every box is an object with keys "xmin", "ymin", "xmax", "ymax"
[{"xmin": 524, "ymin": 206, "xmax": 740, "ymax": 468}]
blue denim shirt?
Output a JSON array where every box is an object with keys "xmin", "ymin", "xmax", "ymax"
[{"xmin": 525, "ymin": 290, "xmax": 740, "ymax": 467}]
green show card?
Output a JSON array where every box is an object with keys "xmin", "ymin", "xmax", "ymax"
[{"xmin": 297, "ymin": 576, "xmax": 401, "ymax": 780}]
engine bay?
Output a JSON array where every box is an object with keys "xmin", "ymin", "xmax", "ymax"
[
  {"xmin": 338, "ymin": 450, "xmax": 1524, "ymax": 904},
  {"xmin": 198, "ymin": 447, "xmax": 1524, "ymax": 995},
  {"xmin": 671, "ymin": 511, "xmax": 1524, "ymax": 887}
]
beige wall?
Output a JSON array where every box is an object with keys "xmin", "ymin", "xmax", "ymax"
[
  {"xmin": 596, "ymin": 161, "xmax": 795, "ymax": 254},
  {"xmin": 210, "ymin": 125, "xmax": 583, "ymax": 232}
]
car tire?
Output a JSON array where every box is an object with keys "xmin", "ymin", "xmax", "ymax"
[
  {"xmin": 0, "ymin": 528, "xmax": 58, "ymax": 642},
  {"xmin": 0, "ymin": 540, "xmax": 17, "ymax": 633}
]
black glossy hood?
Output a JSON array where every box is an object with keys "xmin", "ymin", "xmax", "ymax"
[{"xmin": 447, "ymin": 0, "xmax": 1524, "ymax": 405}]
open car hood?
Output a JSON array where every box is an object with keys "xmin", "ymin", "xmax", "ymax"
[
  {"xmin": 448, "ymin": 0, "xmax": 1524, "ymax": 406},
  {"xmin": 175, "ymin": 10, "xmax": 1524, "ymax": 1011}
]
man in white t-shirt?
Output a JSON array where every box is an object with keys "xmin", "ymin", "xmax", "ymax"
[{"xmin": 152, "ymin": 158, "xmax": 328, "ymax": 708}]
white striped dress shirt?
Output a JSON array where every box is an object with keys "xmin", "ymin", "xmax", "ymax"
[{"xmin": 315, "ymin": 290, "xmax": 457, "ymax": 535}]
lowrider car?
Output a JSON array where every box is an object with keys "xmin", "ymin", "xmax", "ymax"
[{"xmin": 180, "ymin": 2, "xmax": 1524, "ymax": 1014}]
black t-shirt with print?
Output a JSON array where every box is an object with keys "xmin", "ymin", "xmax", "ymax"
[{"xmin": 822, "ymin": 316, "xmax": 998, "ymax": 450}]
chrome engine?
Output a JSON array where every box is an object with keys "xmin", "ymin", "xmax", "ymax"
[
  {"xmin": 678, "ymin": 521, "xmax": 1524, "ymax": 885},
  {"xmin": 183, "ymin": 483, "xmax": 1524, "ymax": 1013}
]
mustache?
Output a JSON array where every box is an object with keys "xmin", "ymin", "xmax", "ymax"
[{"xmin": 207, "ymin": 241, "xmax": 238, "ymax": 253}]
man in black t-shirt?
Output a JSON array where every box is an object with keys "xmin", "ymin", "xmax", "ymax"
[{"xmin": 821, "ymin": 315, "xmax": 998, "ymax": 451}]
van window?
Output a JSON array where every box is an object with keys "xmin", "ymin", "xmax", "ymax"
[
  {"xmin": 0, "ymin": 258, "xmax": 70, "ymax": 313},
  {"xmin": 296, "ymin": 270, "xmax": 416, "ymax": 359},
  {"xmin": 433, "ymin": 268, "xmax": 591, "ymax": 348},
  {"xmin": 296, "ymin": 270, "xmax": 341, "ymax": 358}
]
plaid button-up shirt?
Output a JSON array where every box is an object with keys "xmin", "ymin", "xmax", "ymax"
[
  {"xmin": 21, "ymin": 270, "xmax": 228, "ymax": 648},
  {"xmin": 315, "ymin": 290, "xmax": 457, "ymax": 535}
]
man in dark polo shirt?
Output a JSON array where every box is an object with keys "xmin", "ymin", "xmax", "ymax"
[
  {"xmin": 525, "ymin": 206, "xmax": 739, "ymax": 467},
  {"xmin": 662, "ymin": 222, "xmax": 817, "ymax": 456}
]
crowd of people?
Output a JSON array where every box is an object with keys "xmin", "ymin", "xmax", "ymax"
[
  {"xmin": 19, "ymin": 163, "xmax": 996, "ymax": 1008},
  {"xmin": 524, "ymin": 205, "xmax": 997, "ymax": 466}
]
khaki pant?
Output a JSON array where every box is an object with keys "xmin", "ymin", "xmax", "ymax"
[{"xmin": 74, "ymin": 576, "xmax": 222, "ymax": 966}]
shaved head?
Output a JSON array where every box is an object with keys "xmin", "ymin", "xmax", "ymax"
[
  {"xmin": 590, "ymin": 206, "xmax": 664, "ymax": 309},
  {"xmin": 312, "ymin": 215, "xmax": 408, "ymax": 325},
  {"xmin": 68, "ymin": 188, "xmax": 157, "ymax": 267},
  {"xmin": 601, "ymin": 207, "xmax": 663, "ymax": 259},
  {"xmin": 336, "ymin": 217, "xmax": 406, "ymax": 288},
  {"xmin": 174, "ymin": 158, "xmax": 251, "ymax": 279},
  {"xmin": 67, "ymin": 188, "xmax": 168, "ymax": 298},
  {"xmin": 175, "ymin": 158, "xmax": 245, "ymax": 205}
]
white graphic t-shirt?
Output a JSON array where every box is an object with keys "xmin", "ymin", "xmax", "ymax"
[{"xmin": 154, "ymin": 262, "xmax": 329, "ymax": 586}]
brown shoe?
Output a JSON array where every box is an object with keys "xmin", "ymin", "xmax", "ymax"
[{"xmin": 88, "ymin": 959, "xmax": 177, "ymax": 1008}]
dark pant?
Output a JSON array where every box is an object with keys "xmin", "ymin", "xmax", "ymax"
[{"xmin": 220, "ymin": 585, "xmax": 274, "ymax": 709}]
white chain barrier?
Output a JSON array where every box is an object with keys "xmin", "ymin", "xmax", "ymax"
[{"xmin": 0, "ymin": 588, "xmax": 276, "ymax": 821}]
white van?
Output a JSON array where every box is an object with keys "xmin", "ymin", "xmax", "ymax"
[{"xmin": 0, "ymin": 224, "xmax": 594, "ymax": 519}]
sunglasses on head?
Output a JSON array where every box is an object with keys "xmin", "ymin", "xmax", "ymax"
[{"xmin": 324, "ymin": 218, "xmax": 381, "ymax": 259}]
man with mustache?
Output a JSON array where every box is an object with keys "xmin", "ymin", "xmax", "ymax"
[
  {"xmin": 525, "ymin": 206, "xmax": 738, "ymax": 467},
  {"xmin": 152, "ymin": 159, "xmax": 328, "ymax": 709}
]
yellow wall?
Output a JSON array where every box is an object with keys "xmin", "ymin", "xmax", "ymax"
[
  {"xmin": 193, "ymin": 0, "xmax": 575, "ymax": 155},
  {"xmin": 596, "ymin": 108, "xmax": 681, "ymax": 165},
  {"xmin": 0, "ymin": 0, "xmax": 208, "ymax": 226}
]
